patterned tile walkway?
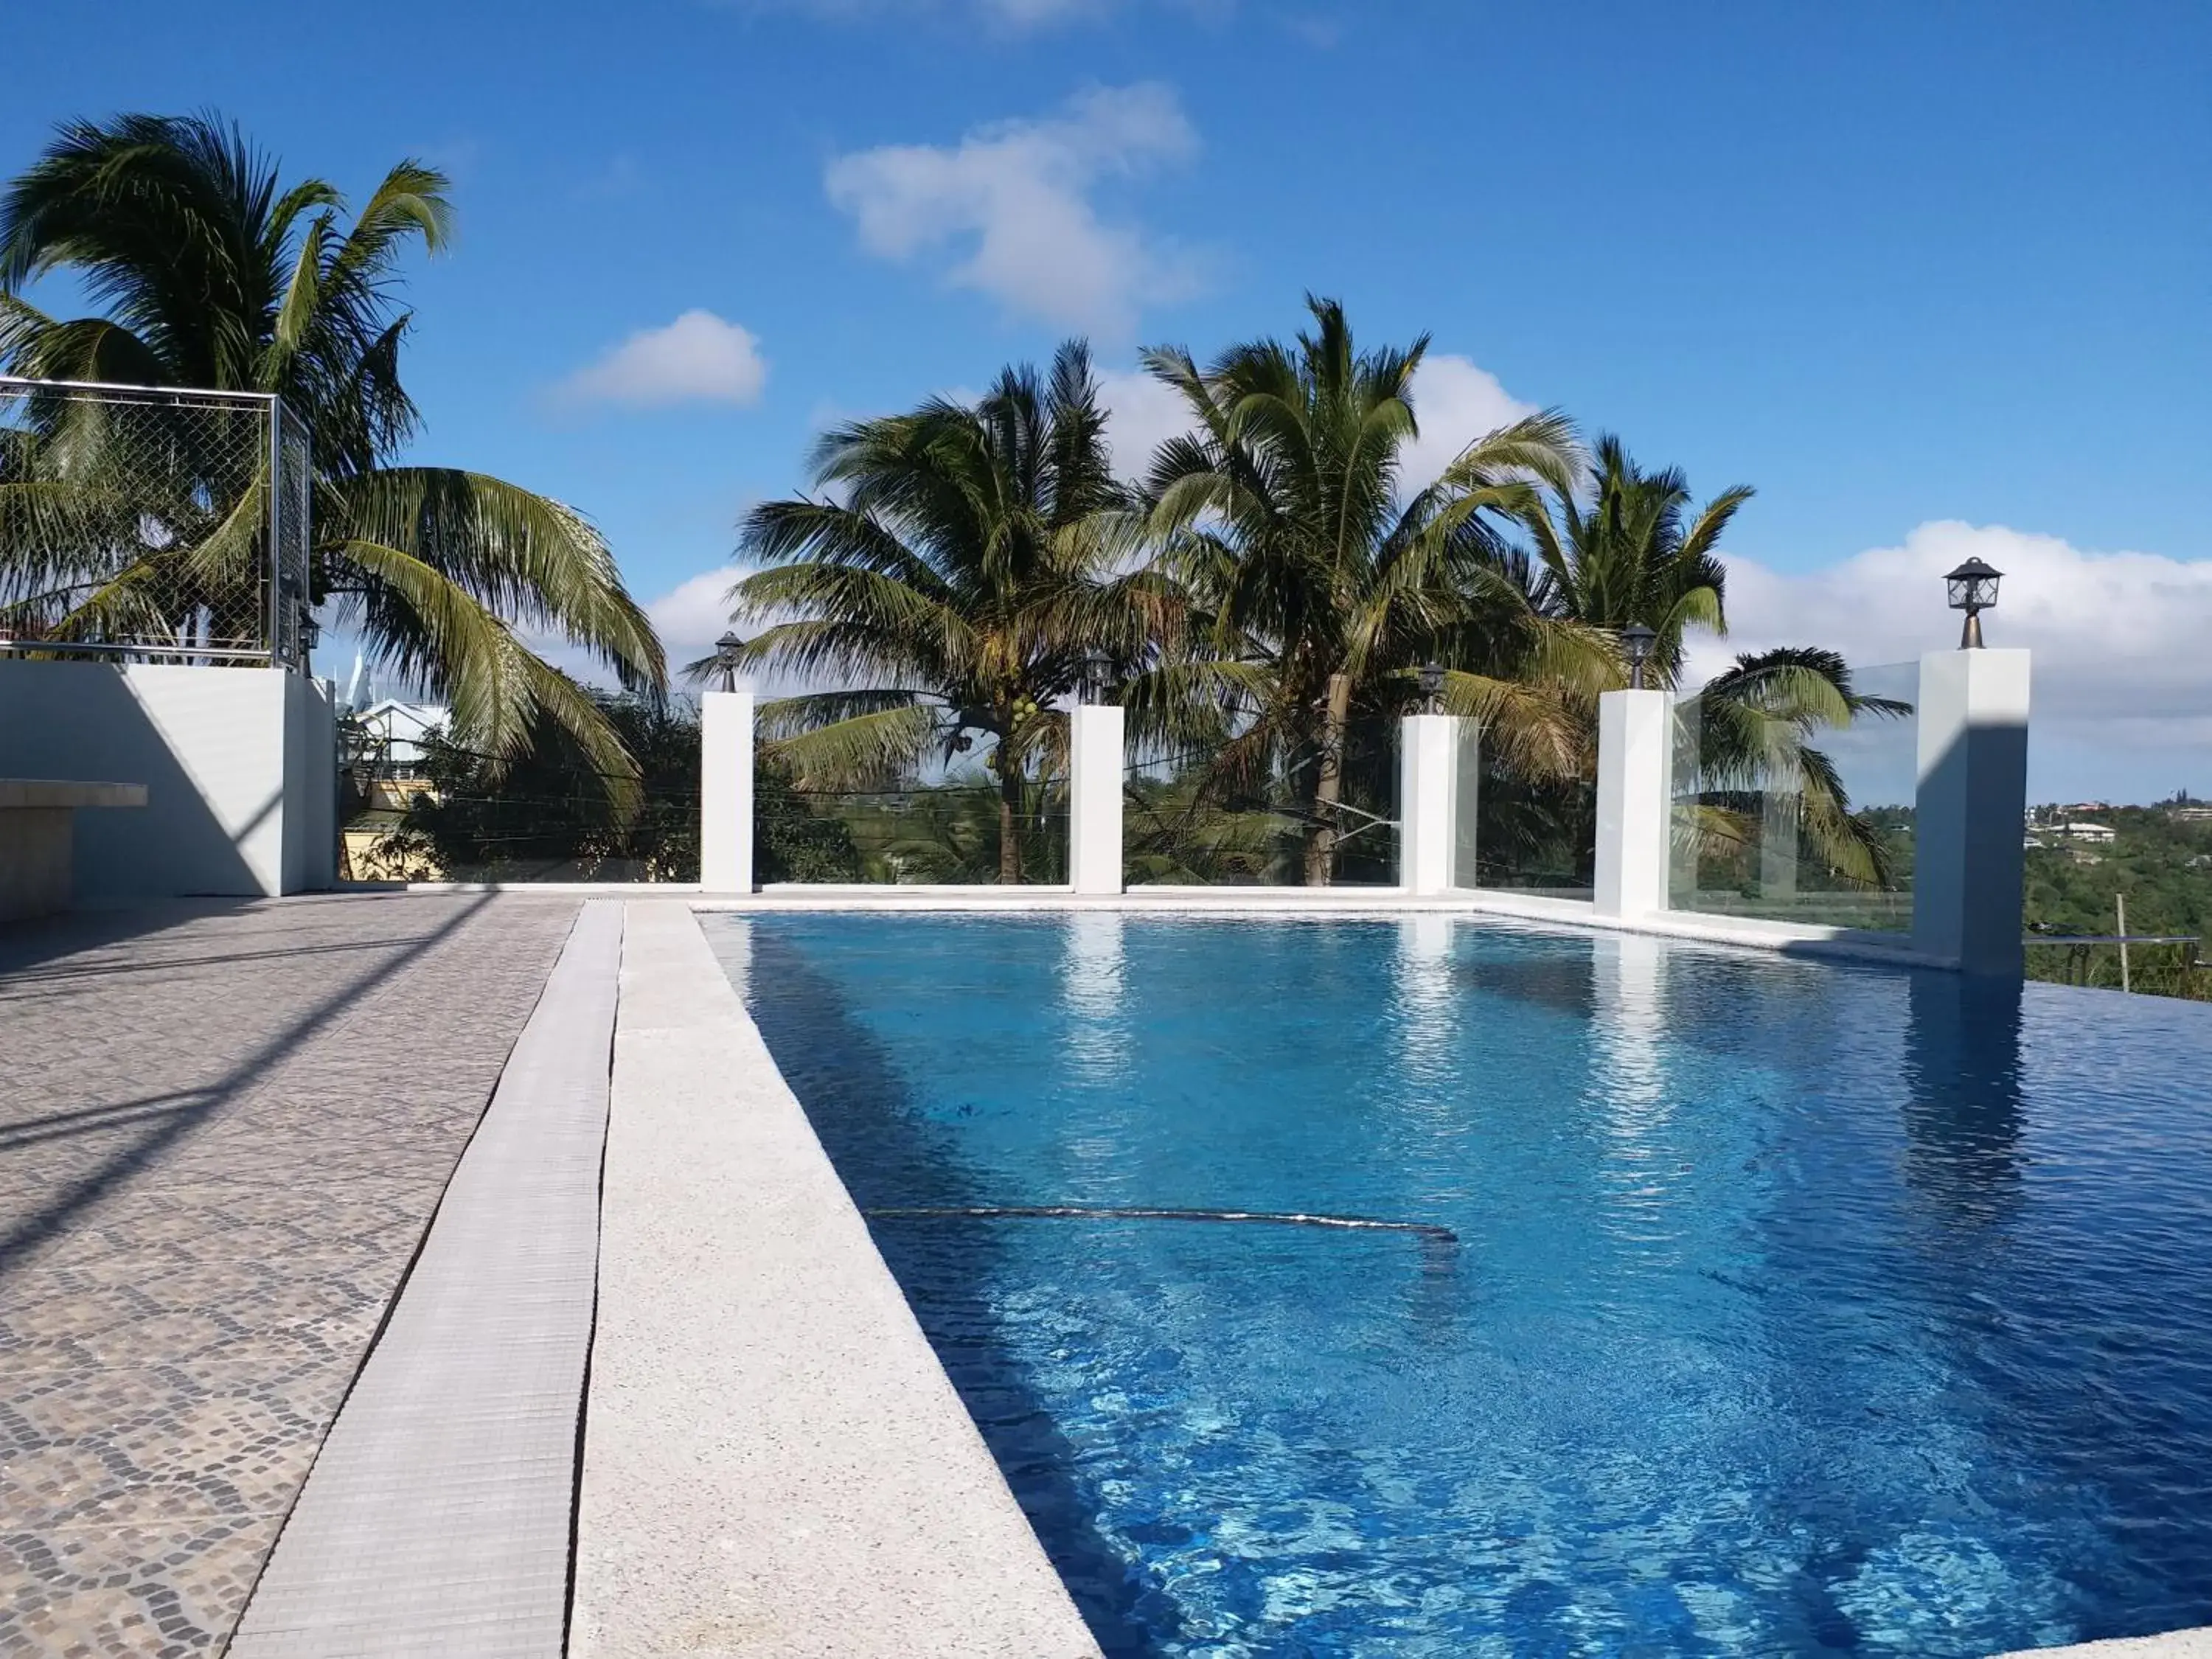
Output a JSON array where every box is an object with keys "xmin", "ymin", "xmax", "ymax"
[{"xmin": 0, "ymin": 893, "xmax": 581, "ymax": 1658}]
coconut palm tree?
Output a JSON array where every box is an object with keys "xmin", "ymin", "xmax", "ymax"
[
  {"xmin": 1506, "ymin": 437, "xmax": 1906, "ymax": 888},
  {"xmin": 1136, "ymin": 295, "xmax": 1607, "ymax": 883},
  {"xmin": 0, "ymin": 114, "xmax": 664, "ymax": 793},
  {"xmin": 1517, "ymin": 432, "xmax": 1747, "ymax": 687},
  {"xmin": 723, "ymin": 341, "xmax": 1175, "ymax": 883}
]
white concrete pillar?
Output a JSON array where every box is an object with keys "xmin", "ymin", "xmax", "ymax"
[
  {"xmin": 1068, "ymin": 703, "xmax": 1124, "ymax": 895},
  {"xmin": 1398, "ymin": 714, "xmax": 1461, "ymax": 895},
  {"xmin": 1911, "ymin": 648, "xmax": 2030, "ymax": 975},
  {"xmin": 1593, "ymin": 689, "xmax": 1671, "ymax": 919},
  {"xmin": 700, "ymin": 690, "xmax": 755, "ymax": 893}
]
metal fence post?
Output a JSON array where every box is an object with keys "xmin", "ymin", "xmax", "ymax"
[{"xmin": 267, "ymin": 395, "xmax": 284, "ymax": 666}]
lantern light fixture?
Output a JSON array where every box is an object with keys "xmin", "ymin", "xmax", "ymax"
[
  {"xmin": 1419, "ymin": 661, "xmax": 1445, "ymax": 713},
  {"xmin": 1620, "ymin": 625, "xmax": 1658, "ymax": 690},
  {"xmin": 1944, "ymin": 558, "xmax": 2002, "ymax": 649}
]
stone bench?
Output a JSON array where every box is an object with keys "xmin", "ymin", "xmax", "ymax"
[{"xmin": 0, "ymin": 780, "xmax": 150, "ymax": 922}]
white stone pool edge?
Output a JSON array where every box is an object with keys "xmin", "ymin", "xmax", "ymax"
[
  {"xmin": 2000, "ymin": 1635, "xmax": 2212, "ymax": 1657},
  {"xmin": 570, "ymin": 899, "xmax": 1101, "ymax": 1659}
]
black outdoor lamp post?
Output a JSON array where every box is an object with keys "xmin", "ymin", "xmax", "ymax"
[
  {"xmin": 713, "ymin": 630, "xmax": 745, "ymax": 692},
  {"xmin": 1620, "ymin": 625, "xmax": 1658, "ymax": 690},
  {"xmin": 1082, "ymin": 647, "xmax": 1113, "ymax": 703},
  {"xmin": 1944, "ymin": 557, "xmax": 2002, "ymax": 649},
  {"xmin": 1419, "ymin": 660, "xmax": 1445, "ymax": 714}
]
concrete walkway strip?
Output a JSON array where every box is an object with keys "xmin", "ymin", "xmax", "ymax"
[
  {"xmin": 229, "ymin": 899, "xmax": 623, "ymax": 1658},
  {"xmin": 571, "ymin": 900, "xmax": 1101, "ymax": 1659}
]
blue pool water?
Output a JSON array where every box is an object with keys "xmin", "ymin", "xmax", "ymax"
[{"xmin": 709, "ymin": 914, "xmax": 2212, "ymax": 1658}]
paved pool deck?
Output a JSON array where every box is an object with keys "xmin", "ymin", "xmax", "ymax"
[
  {"xmin": 3, "ymin": 887, "xmax": 2207, "ymax": 1657},
  {"xmin": 0, "ymin": 892, "xmax": 580, "ymax": 1655},
  {"xmin": 0, "ymin": 892, "xmax": 1098, "ymax": 1658}
]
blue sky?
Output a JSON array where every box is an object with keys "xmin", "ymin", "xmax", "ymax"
[{"xmin": 7, "ymin": 0, "xmax": 2209, "ymax": 798}]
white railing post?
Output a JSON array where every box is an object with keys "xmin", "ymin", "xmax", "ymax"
[
  {"xmin": 1398, "ymin": 714, "xmax": 1461, "ymax": 895},
  {"xmin": 1068, "ymin": 703, "xmax": 1124, "ymax": 895},
  {"xmin": 700, "ymin": 690, "xmax": 755, "ymax": 893},
  {"xmin": 1911, "ymin": 648, "xmax": 2030, "ymax": 975},
  {"xmin": 1593, "ymin": 689, "xmax": 1671, "ymax": 919}
]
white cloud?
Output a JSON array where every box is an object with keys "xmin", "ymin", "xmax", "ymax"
[
  {"xmin": 648, "ymin": 564, "xmax": 747, "ymax": 677},
  {"xmin": 1096, "ymin": 366, "xmax": 1197, "ymax": 481},
  {"xmin": 1397, "ymin": 355, "xmax": 1541, "ymax": 495},
  {"xmin": 643, "ymin": 563, "xmax": 852, "ymax": 698},
  {"xmin": 824, "ymin": 83, "xmax": 1203, "ymax": 337},
  {"xmin": 1698, "ymin": 521, "xmax": 2212, "ymax": 799},
  {"xmin": 556, "ymin": 310, "xmax": 768, "ymax": 409}
]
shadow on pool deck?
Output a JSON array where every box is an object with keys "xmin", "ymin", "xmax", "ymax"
[
  {"xmin": 739, "ymin": 925, "xmax": 1187, "ymax": 1658},
  {"xmin": 0, "ymin": 893, "xmax": 497, "ymax": 1274}
]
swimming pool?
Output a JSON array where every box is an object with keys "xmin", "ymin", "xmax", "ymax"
[{"xmin": 708, "ymin": 912, "xmax": 2212, "ymax": 1658}]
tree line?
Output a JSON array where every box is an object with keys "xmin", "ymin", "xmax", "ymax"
[
  {"xmin": 719, "ymin": 313, "xmax": 1905, "ymax": 886},
  {"xmin": 1, "ymin": 114, "xmax": 1902, "ymax": 892}
]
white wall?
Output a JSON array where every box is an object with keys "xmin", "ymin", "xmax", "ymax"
[{"xmin": 0, "ymin": 658, "xmax": 335, "ymax": 901}]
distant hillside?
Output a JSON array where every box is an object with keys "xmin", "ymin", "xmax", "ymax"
[{"xmin": 2023, "ymin": 801, "xmax": 2212, "ymax": 998}]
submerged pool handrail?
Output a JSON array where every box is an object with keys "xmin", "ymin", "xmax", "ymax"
[{"xmin": 863, "ymin": 1204, "xmax": 1459, "ymax": 1247}]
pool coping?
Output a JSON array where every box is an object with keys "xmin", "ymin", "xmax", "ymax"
[
  {"xmin": 1995, "ymin": 1634, "xmax": 2212, "ymax": 1656},
  {"xmin": 568, "ymin": 900, "xmax": 1102, "ymax": 1658},
  {"xmin": 675, "ymin": 885, "xmax": 1950, "ymax": 972}
]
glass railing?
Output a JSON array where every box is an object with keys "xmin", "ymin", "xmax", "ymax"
[
  {"xmin": 1123, "ymin": 720, "xmax": 1399, "ymax": 887},
  {"xmin": 1461, "ymin": 766, "xmax": 1598, "ymax": 897},
  {"xmin": 771, "ymin": 769, "xmax": 1069, "ymax": 885},
  {"xmin": 1668, "ymin": 661, "xmax": 1917, "ymax": 930},
  {"xmin": 338, "ymin": 697, "xmax": 704, "ymax": 883},
  {"xmin": 1444, "ymin": 715, "xmax": 1596, "ymax": 896}
]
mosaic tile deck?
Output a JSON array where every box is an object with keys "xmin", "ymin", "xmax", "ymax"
[{"xmin": 0, "ymin": 893, "xmax": 581, "ymax": 1658}]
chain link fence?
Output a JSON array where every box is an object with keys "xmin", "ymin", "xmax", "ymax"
[{"xmin": 0, "ymin": 376, "xmax": 313, "ymax": 666}]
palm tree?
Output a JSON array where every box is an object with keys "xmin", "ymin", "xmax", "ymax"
[
  {"xmin": 1136, "ymin": 295, "xmax": 1605, "ymax": 884},
  {"xmin": 0, "ymin": 114, "xmax": 664, "ymax": 793},
  {"xmin": 723, "ymin": 341, "xmax": 1173, "ymax": 883},
  {"xmin": 1509, "ymin": 436, "xmax": 1905, "ymax": 890},
  {"xmin": 1517, "ymin": 432, "xmax": 1747, "ymax": 687}
]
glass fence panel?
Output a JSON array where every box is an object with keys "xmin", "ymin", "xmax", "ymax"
[
  {"xmin": 1452, "ymin": 717, "xmax": 1483, "ymax": 890},
  {"xmin": 1124, "ymin": 719, "xmax": 1399, "ymax": 886},
  {"xmin": 337, "ymin": 697, "xmax": 704, "ymax": 883},
  {"xmin": 773, "ymin": 770, "xmax": 1069, "ymax": 885},
  {"xmin": 1669, "ymin": 661, "xmax": 1918, "ymax": 929},
  {"xmin": 1463, "ymin": 731, "xmax": 1597, "ymax": 897}
]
